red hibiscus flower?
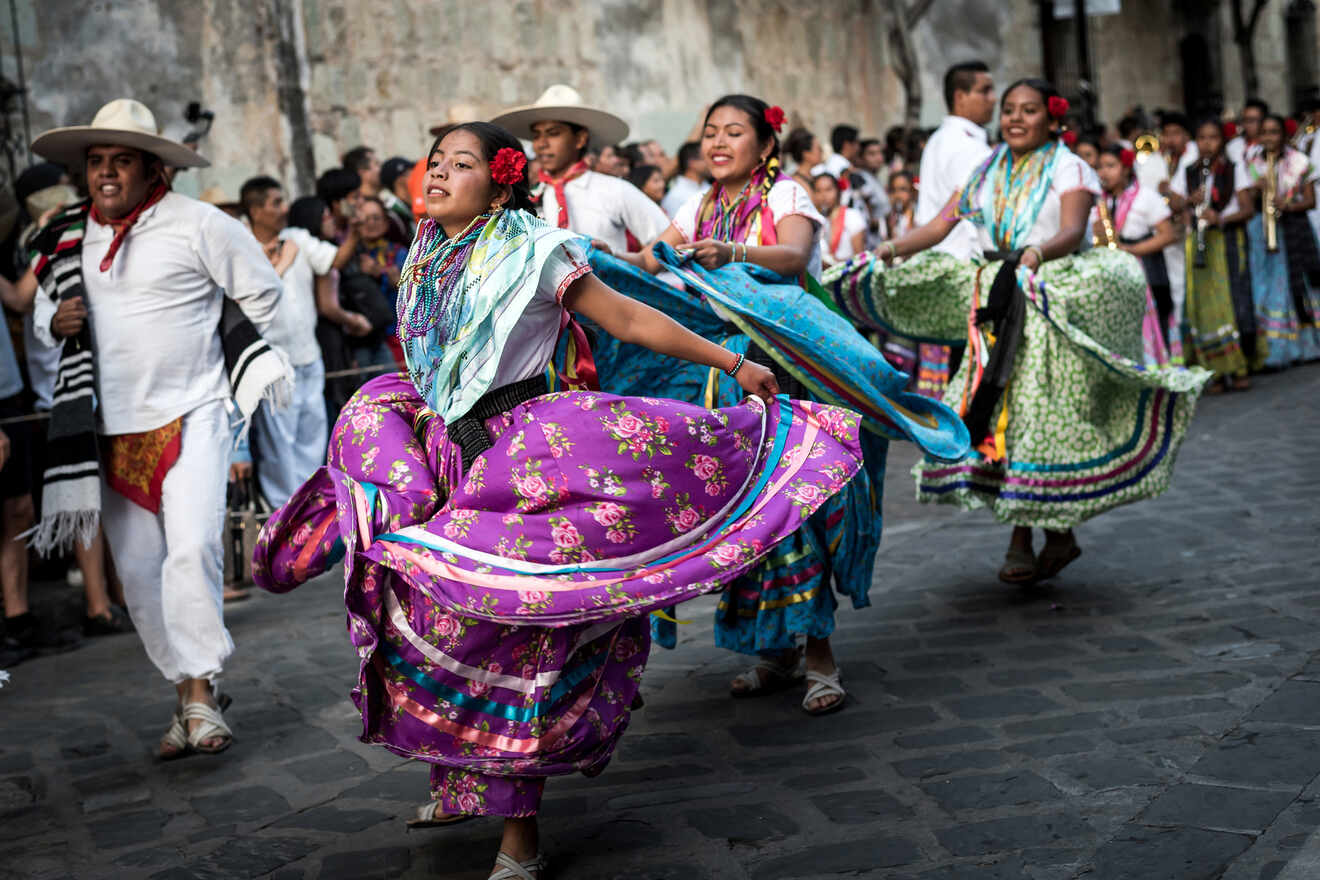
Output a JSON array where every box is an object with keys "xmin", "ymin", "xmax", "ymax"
[
  {"xmin": 1061, "ymin": 130, "xmax": 1078, "ymax": 147},
  {"xmin": 1223, "ymin": 121, "xmax": 1239, "ymax": 139},
  {"xmin": 1286, "ymin": 117, "xmax": 1299, "ymax": 137},
  {"xmin": 1047, "ymin": 96, "xmax": 1070, "ymax": 120},
  {"xmin": 1119, "ymin": 148, "xmax": 1136, "ymax": 168},
  {"xmin": 491, "ymin": 147, "xmax": 527, "ymax": 185},
  {"xmin": 763, "ymin": 105, "xmax": 786, "ymax": 133}
]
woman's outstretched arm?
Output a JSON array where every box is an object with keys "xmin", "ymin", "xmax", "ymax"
[{"xmin": 563, "ymin": 272, "xmax": 780, "ymax": 403}]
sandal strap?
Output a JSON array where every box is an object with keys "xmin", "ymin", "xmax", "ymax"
[
  {"xmin": 180, "ymin": 701, "xmax": 232, "ymax": 746},
  {"xmin": 803, "ymin": 668, "xmax": 845, "ymax": 707},
  {"xmin": 488, "ymin": 852, "xmax": 543, "ymax": 880},
  {"xmin": 160, "ymin": 712, "xmax": 188, "ymax": 751}
]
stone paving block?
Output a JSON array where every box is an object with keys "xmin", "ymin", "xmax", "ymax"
[
  {"xmin": 945, "ymin": 690, "xmax": 1061, "ymax": 720},
  {"xmin": 1246, "ymin": 680, "xmax": 1320, "ymax": 725},
  {"xmin": 1003, "ymin": 642, "xmax": 1080, "ymax": 661},
  {"xmin": 914, "ymin": 858, "xmax": 1031, "ymax": 879},
  {"xmin": 1084, "ymin": 825, "xmax": 1253, "ymax": 879},
  {"xmin": 1085, "ymin": 654, "xmax": 1187, "ymax": 674},
  {"xmin": 1137, "ymin": 698, "xmax": 1238, "ymax": 719},
  {"xmin": 283, "ymin": 748, "xmax": 370, "ymax": 785},
  {"xmin": 1088, "ymin": 635, "xmax": 1164, "ymax": 652},
  {"xmin": 1138, "ymin": 783, "xmax": 1296, "ymax": 833},
  {"xmin": 925, "ymin": 631, "xmax": 1010, "ymax": 648},
  {"xmin": 606, "ymin": 781, "xmax": 757, "ymax": 811},
  {"xmin": 338, "ymin": 768, "xmax": 431, "ymax": 802},
  {"xmin": 1004, "ymin": 735, "xmax": 1094, "ymax": 757},
  {"xmin": 150, "ymin": 836, "xmax": 318, "ymax": 880},
  {"xmin": 86, "ymin": 807, "xmax": 171, "ymax": 849},
  {"xmin": 0, "ymin": 750, "xmax": 33, "ymax": 773},
  {"xmin": 920, "ymin": 771, "xmax": 1063, "ymax": 810},
  {"xmin": 935, "ymin": 813, "xmax": 1090, "ymax": 856},
  {"xmin": 809, "ymin": 788, "xmax": 912, "ymax": 823},
  {"xmin": 729, "ymin": 706, "xmax": 938, "ymax": 747},
  {"xmin": 915, "ymin": 614, "xmax": 1001, "ymax": 633},
  {"xmin": 883, "ymin": 676, "xmax": 969, "ymax": 700},
  {"xmin": 892, "ymin": 749, "xmax": 1007, "ymax": 780},
  {"xmin": 317, "ymin": 846, "xmax": 411, "ymax": 879},
  {"xmin": 1103, "ymin": 723, "xmax": 1204, "ymax": 744},
  {"xmin": 901, "ymin": 652, "xmax": 988, "ymax": 672},
  {"xmin": 751, "ymin": 836, "xmax": 922, "ymax": 878},
  {"xmin": 74, "ymin": 769, "xmax": 152, "ymax": 814},
  {"xmin": 780, "ymin": 766, "xmax": 867, "ymax": 789},
  {"xmin": 1061, "ymin": 671, "xmax": 1249, "ymax": 703},
  {"xmin": 985, "ymin": 668, "xmax": 1073, "ymax": 687},
  {"xmin": 590, "ymin": 763, "xmax": 716, "ymax": 787},
  {"xmin": 191, "ymin": 785, "xmax": 293, "ymax": 825},
  {"xmin": 1054, "ymin": 755, "xmax": 1167, "ymax": 789},
  {"xmin": 683, "ymin": 802, "xmax": 798, "ymax": 840},
  {"xmin": 274, "ymin": 805, "xmax": 393, "ymax": 832},
  {"xmin": 616, "ymin": 733, "xmax": 706, "ymax": 761},
  {"xmin": 1002, "ymin": 712, "xmax": 1110, "ymax": 737},
  {"xmin": 892, "ymin": 726, "xmax": 994, "ymax": 749},
  {"xmin": 1190, "ymin": 730, "xmax": 1320, "ymax": 786}
]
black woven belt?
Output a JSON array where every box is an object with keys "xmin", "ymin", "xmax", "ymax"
[{"xmin": 450, "ymin": 375, "xmax": 549, "ymax": 474}]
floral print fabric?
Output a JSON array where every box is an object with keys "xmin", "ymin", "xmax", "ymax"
[
  {"xmin": 822, "ymin": 249, "xmax": 1211, "ymax": 530},
  {"xmin": 253, "ymin": 373, "xmax": 863, "ymax": 814}
]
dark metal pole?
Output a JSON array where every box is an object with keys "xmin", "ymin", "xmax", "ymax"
[
  {"xmin": 8, "ymin": 0, "xmax": 30, "ymax": 164},
  {"xmin": 1075, "ymin": 0, "xmax": 1092, "ymax": 128}
]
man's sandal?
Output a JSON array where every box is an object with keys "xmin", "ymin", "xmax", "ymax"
[
  {"xmin": 406, "ymin": 800, "xmax": 477, "ymax": 829},
  {"xmin": 998, "ymin": 548, "xmax": 1038, "ymax": 585},
  {"xmin": 181, "ymin": 701, "xmax": 233, "ymax": 755},
  {"xmin": 488, "ymin": 852, "xmax": 546, "ymax": 880},
  {"xmin": 159, "ymin": 694, "xmax": 232, "ymax": 759},
  {"xmin": 802, "ymin": 667, "xmax": 846, "ymax": 716},
  {"xmin": 730, "ymin": 651, "xmax": 802, "ymax": 698}
]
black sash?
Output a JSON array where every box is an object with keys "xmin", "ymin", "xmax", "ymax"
[
  {"xmin": 450, "ymin": 375, "xmax": 549, "ymax": 473},
  {"xmin": 964, "ymin": 250, "xmax": 1027, "ymax": 442}
]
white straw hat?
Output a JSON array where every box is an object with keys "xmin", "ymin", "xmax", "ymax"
[
  {"xmin": 32, "ymin": 99, "xmax": 209, "ymax": 169},
  {"xmin": 488, "ymin": 85, "xmax": 629, "ymax": 147}
]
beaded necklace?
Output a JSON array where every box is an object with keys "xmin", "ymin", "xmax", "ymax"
[{"xmin": 396, "ymin": 211, "xmax": 493, "ymax": 346}]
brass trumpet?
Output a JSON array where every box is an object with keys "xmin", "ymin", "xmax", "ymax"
[{"xmin": 1263, "ymin": 152, "xmax": 1279, "ymax": 253}]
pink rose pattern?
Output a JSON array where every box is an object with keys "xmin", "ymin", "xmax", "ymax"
[{"xmin": 251, "ymin": 374, "xmax": 863, "ymax": 817}]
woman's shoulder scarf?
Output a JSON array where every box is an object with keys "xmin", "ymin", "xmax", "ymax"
[
  {"xmin": 694, "ymin": 161, "xmax": 791, "ymax": 246},
  {"xmin": 957, "ymin": 141, "xmax": 1062, "ymax": 250},
  {"xmin": 26, "ymin": 199, "xmax": 291, "ymax": 555},
  {"xmin": 1246, "ymin": 146, "xmax": 1313, "ymax": 201},
  {"xmin": 397, "ymin": 209, "xmax": 584, "ymax": 423}
]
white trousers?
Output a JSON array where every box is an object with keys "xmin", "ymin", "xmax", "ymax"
[
  {"xmin": 251, "ymin": 359, "xmax": 327, "ymax": 508},
  {"xmin": 1163, "ymin": 239, "xmax": 1186, "ymax": 337},
  {"xmin": 103, "ymin": 399, "xmax": 232, "ymax": 684}
]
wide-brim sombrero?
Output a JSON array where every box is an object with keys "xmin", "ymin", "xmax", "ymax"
[
  {"xmin": 488, "ymin": 84, "xmax": 629, "ymax": 147},
  {"xmin": 32, "ymin": 99, "xmax": 209, "ymax": 169}
]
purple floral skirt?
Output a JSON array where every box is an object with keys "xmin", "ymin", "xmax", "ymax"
[{"xmin": 253, "ymin": 373, "xmax": 862, "ymax": 816}]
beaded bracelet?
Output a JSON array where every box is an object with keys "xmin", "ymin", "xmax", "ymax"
[
  {"xmin": 1023, "ymin": 245, "xmax": 1044, "ymax": 267},
  {"xmin": 725, "ymin": 352, "xmax": 746, "ymax": 377}
]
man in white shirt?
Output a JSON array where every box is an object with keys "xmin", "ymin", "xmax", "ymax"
[
  {"xmin": 30, "ymin": 100, "xmax": 285, "ymax": 759},
  {"xmin": 491, "ymin": 85, "xmax": 669, "ymax": 253},
  {"xmin": 1226, "ymin": 99, "xmax": 1268, "ymax": 165},
  {"xmin": 240, "ymin": 176, "xmax": 356, "ymax": 507},
  {"xmin": 661, "ymin": 141, "xmax": 710, "ymax": 218},
  {"xmin": 854, "ymin": 138, "xmax": 890, "ymax": 247},
  {"xmin": 915, "ymin": 61, "xmax": 996, "ymax": 260},
  {"xmin": 1153, "ymin": 112, "xmax": 1198, "ymax": 352}
]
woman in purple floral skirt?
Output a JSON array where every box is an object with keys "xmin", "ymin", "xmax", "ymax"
[{"xmin": 252, "ymin": 122, "xmax": 864, "ymax": 880}]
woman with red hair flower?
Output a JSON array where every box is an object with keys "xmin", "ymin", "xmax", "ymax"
[
  {"xmin": 1091, "ymin": 144, "xmax": 1180, "ymax": 363},
  {"xmin": 828, "ymin": 78, "xmax": 1211, "ymax": 586}
]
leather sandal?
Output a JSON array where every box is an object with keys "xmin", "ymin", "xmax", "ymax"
[
  {"xmin": 1036, "ymin": 540, "xmax": 1082, "ymax": 580},
  {"xmin": 802, "ymin": 667, "xmax": 846, "ymax": 716},
  {"xmin": 406, "ymin": 800, "xmax": 477, "ymax": 829},
  {"xmin": 998, "ymin": 547, "xmax": 1038, "ymax": 584},
  {"xmin": 488, "ymin": 852, "xmax": 546, "ymax": 880},
  {"xmin": 730, "ymin": 649, "xmax": 802, "ymax": 698}
]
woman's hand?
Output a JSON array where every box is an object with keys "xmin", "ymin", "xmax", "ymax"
[
  {"xmin": 342, "ymin": 312, "xmax": 373, "ymax": 337},
  {"xmin": 1019, "ymin": 247, "xmax": 1042, "ymax": 272},
  {"xmin": 1202, "ymin": 207, "xmax": 1221, "ymax": 227},
  {"xmin": 735, "ymin": 359, "xmax": 779, "ymax": 404},
  {"xmin": 876, "ymin": 241, "xmax": 897, "ymax": 266},
  {"xmin": 679, "ymin": 238, "xmax": 733, "ymax": 270},
  {"xmin": 589, "ymin": 239, "xmax": 614, "ymax": 256}
]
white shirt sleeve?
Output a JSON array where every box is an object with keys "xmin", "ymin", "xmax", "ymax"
[
  {"xmin": 843, "ymin": 207, "xmax": 868, "ymax": 238},
  {"xmin": 31, "ymin": 279, "xmax": 59, "ymax": 349},
  {"xmin": 767, "ymin": 179, "xmax": 825, "ymax": 232},
  {"xmin": 538, "ymin": 240, "xmax": 593, "ymax": 305},
  {"xmin": 1169, "ymin": 168, "xmax": 1188, "ymax": 198},
  {"xmin": 617, "ymin": 180, "xmax": 671, "ymax": 246},
  {"xmin": 194, "ymin": 208, "xmax": 284, "ymax": 332},
  {"xmin": 1052, "ymin": 150, "xmax": 1102, "ymax": 197},
  {"xmin": 1138, "ymin": 187, "xmax": 1172, "ymax": 226},
  {"xmin": 280, "ymin": 226, "xmax": 339, "ymax": 276},
  {"xmin": 1232, "ymin": 161, "xmax": 1251, "ymax": 193},
  {"xmin": 670, "ymin": 191, "xmax": 702, "ymax": 242}
]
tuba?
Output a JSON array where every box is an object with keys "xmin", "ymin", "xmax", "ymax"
[
  {"xmin": 1134, "ymin": 132, "xmax": 1160, "ymax": 168},
  {"xmin": 1263, "ymin": 151, "xmax": 1279, "ymax": 253}
]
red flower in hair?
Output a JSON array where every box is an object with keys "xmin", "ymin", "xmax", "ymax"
[
  {"xmin": 1047, "ymin": 96, "xmax": 1070, "ymax": 119},
  {"xmin": 837, "ymin": 175, "xmax": 850, "ymax": 191},
  {"xmin": 490, "ymin": 147, "xmax": 527, "ymax": 185},
  {"xmin": 1286, "ymin": 117, "xmax": 1300, "ymax": 137},
  {"xmin": 1119, "ymin": 148, "xmax": 1136, "ymax": 168},
  {"xmin": 763, "ymin": 106, "xmax": 786, "ymax": 133},
  {"xmin": 1061, "ymin": 130, "xmax": 1078, "ymax": 147},
  {"xmin": 1223, "ymin": 121, "xmax": 1239, "ymax": 139}
]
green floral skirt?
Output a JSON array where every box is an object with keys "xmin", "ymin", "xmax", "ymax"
[{"xmin": 822, "ymin": 249, "xmax": 1211, "ymax": 530}]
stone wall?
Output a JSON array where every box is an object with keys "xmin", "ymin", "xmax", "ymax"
[{"xmin": 0, "ymin": 0, "xmax": 1313, "ymax": 202}]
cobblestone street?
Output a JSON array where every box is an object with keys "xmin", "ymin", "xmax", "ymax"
[{"xmin": 2, "ymin": 365, "xmax": 1318, "ymax": 880}]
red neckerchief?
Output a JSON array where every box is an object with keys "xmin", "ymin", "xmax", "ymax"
[
  {"xmin": 828, "ymin": 205, "xmax": 847, "ymax": 256},
  {"xmin": 90, "ymin": 180, "xmax": 169, "ymax": 272},
  {"xmin": 538, "ymin": 161, "xmax": 590, "ymax": 229}
]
